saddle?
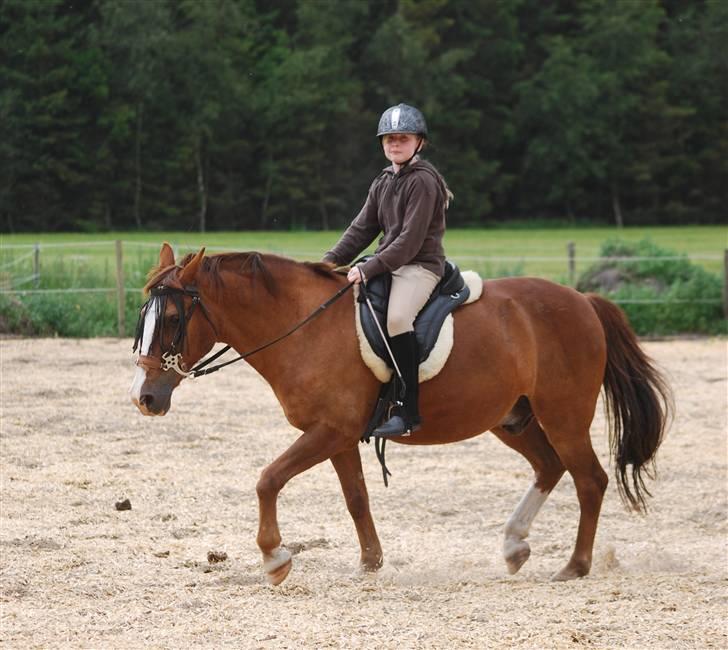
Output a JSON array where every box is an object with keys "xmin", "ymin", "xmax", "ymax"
[
  {"xmin": 357, "ymin": 260, "xmax": 471, "ymax": 368},
  {"xmin": 354, "ymin": 260, "xmax": 483, "ymax": 486}
]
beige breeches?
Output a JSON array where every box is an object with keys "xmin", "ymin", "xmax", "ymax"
[{"xmin": 386, "ymin": 264, "xmax": 441, "ymax": 336}]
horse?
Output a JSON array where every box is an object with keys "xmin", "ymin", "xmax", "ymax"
[{"xmin": 130, "ymin": 243, "xmax": 671, "ymax": 585}]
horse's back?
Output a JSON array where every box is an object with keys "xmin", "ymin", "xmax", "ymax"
[
  {"xmin": 457, "ymin": 276, "xmax": 607, "ymax": 395},
  {"xmin": 482, "ymin": 276, "xmax": 602, "ymax": 334}
]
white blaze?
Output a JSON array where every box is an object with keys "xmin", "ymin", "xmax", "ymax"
[
  {"xmin": 129, "ymin": 298, "xmax": 158, "ymax": 402},
  {"xmin": 140, "ymin": 297, "xmax": 159, "ymax": 355}
]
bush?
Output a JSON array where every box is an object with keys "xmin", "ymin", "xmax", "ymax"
[
  {"xmin": 0, "ymin": 248, "xmax": 152, "ymax": 338},
  {"xmin": 577, "ymin": 238, "xmax": 725, "ymax": 335},
  {"xmin": 0, "ymin": 291, "xmax": 143, "ymax": 338}
]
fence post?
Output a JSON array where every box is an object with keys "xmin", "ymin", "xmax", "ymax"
[
  {"xmin": 33, "ymin": 243, "xmax": 40, "ymax": 287},
  {"xmin": 567, "ymin": 241, "xmax": 576, "ymax": 287},
  {"xmin": 33, "ymin": 242, "xmax": 40, "ymax": 289},
  {"xmin": 115, "ymin": 240, "xmax": 125, "ymax": 338},
  {"xmin": 723, "ymin": 249, "xmax": 728, "ymax": 321}
]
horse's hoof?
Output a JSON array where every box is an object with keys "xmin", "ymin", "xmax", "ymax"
[
  {"xmin": 551, "ymin": 560, "xmax": 590, "ymax": 581},
  {"xmin": 360, "ymin": 555, "xmax": 384, "ymax": 572},
  {"xmin": 504, "ymin": 538, "xmax": 531, "ymax": 574},
  {"xmin": 263, "ymin": 547, "xmax": 292, "ymax": 585}
]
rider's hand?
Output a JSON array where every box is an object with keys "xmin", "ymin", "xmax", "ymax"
[{"xmin": 347, "ymin": 266, "xmax": 365, "ymax": 284}]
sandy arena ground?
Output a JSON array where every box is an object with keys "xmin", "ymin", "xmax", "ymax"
[{"xmin": 0, "ymin": 337, "xmax": 726, "ymax": 649}]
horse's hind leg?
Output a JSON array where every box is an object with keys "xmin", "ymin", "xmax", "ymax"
[
  {"xmin": 330, "ymin": 446, "xmax": 383, "ymax": 571},
  {"xmin": 492, "ymin": 420, "xmax": 565, "ymax": 574},
  {"xmin": 535, "ymin": 408, "xmax": 609, "ymax": 581}
]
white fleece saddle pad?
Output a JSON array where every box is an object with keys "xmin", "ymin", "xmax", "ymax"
[{"xmin": 354, "ymin": 270, "xmax": 483, "ymax": 383}]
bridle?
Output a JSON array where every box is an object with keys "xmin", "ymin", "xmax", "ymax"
[
  {"xmin": 133, "ymin": 280, "xmax": 354, "ymax": 379},
  {"xmin": 133, "ymin": 284, "xmax": 215, "ymax": 377},
  {"xmin": 133, "ymin": 276, "xmax": 394, "ymax": 485}
]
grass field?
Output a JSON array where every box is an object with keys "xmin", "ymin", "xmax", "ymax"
[
  {"xmin": 1, "ymin": 226, "xmax": 725, "ymax": 337},
  {"xmin": 2, "ymin": 225, "xmax": 726, "ymax": 285}
]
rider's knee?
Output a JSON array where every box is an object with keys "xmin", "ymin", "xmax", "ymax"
[{"xmin": 386, "ymin": 313, "xmax": 413, "ymax": 337}]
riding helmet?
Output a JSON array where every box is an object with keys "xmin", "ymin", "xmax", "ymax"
[{"xmin": 377, "ymin": 103, "xmax": 428, "ymax": 138}]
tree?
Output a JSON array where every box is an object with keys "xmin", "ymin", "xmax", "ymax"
[
  {"xmin": 1, "ymin": 0, "xmax": 725, "ymax": 231},
  {"xmin": 516, "ymin": 36, "xmax": 602, "ymax": 219},
  {"xmin": 657, "ymin": 0, "xmax": 728, "ymax": 223},
  {"xmin": 162, "ymin": 0, "xmax": 259, "ymax": 231},
  {"xmin": 361, "ymin": 0, "xmax": 496, "ymax": 225},
  {"xmin": 578, "ymin": 0, "xmax": 669, "ymax": 226},
  {"xmin": 515, "ymin": 0, "xmax": 669, "ymax": 225},
  {"xmin": 439, "ymin": 0, "xmax": 525, "ymax": 222},
  {"xmin": 0, "ymin": 0, "xmax": 103, "ymax": 231},
  {"xmin": 97, "ymin": 0, "xmax": 174, "ymax": 229},
  {"xmin": 248, "ymin": 0, "xmax": 366, "ymax": 230}
]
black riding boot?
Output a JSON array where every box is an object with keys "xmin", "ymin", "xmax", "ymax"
[{"xmin": 373, "ymin": 332, "xmax": 421, "ymax": 437}]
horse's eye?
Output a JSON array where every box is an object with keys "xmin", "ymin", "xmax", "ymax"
[{"xmin": 168, "ymin": 314, "xmax": 180, "ymax": 325}]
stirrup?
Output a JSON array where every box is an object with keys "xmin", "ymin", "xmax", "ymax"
[{"xmin": 372, "ymin": 415, "xmax": 419, "ymax": 438}]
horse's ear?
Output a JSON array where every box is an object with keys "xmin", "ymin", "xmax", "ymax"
[
  {"xmin": 159, "ymin": 242, "xmax": 175, "ymax": 268},
  {"xmin": 179, "ymin": 248, "xmax": 206, "ymax": 285}
]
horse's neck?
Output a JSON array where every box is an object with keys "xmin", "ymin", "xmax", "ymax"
[{"xmin": 209, "ymin": 260, "xmax": 346, "ymax": 381}]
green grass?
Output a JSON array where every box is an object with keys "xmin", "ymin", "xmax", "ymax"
[
  {"xmin": 2, "ymin": 225, "xmax": 725, "ymax": 282},
  {"xmin": 0, "ymin": 226, "xmax": 725, "ymax": 337}
]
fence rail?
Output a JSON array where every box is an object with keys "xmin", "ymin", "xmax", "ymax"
[{"xmin": 1, "ymin": 240, "xmax": 726, "ymax": 336}]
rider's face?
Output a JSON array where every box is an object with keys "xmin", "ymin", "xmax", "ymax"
[{"xmin": 382, "ymin": 133, "xmax": 422, "ymax": 166}]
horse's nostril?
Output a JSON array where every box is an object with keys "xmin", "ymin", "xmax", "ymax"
[{"xmin": 140, "ymin": 393, "xmax": 153, "ymax": 408}]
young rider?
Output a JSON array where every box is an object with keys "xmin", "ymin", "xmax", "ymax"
[{"xmin": 323, "ymin": 103, "xmax": 452, "ymax": 437}]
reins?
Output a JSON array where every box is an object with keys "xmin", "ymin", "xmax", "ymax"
[
  {"xmin": 186, "ymin": 280, "xmax": 354, "ymax": 378},
  {"xmin": 135, "ymin": 274, "xmax": 399, "ymax": 485}
]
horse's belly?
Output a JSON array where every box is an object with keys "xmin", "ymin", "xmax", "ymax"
[{"xmin": 407, "ymin": 295, "xmax": 533, "ymax": 443}]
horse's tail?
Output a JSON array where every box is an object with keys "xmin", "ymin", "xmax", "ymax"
[{"xmin": 587, "ymin": 294, "xmax": 673, "ymax": 513}]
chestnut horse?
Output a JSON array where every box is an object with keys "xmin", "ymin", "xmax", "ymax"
[{"xmin": 130, "ymin": 243, "xmax": 670, "ymax": 585}]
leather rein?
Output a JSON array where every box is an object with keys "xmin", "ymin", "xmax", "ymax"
[{"xmin": 134, "ymin": 281, "xmax": 354, "ymax": 379}]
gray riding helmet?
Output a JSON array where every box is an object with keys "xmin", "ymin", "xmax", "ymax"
[{"xmin": 377, "ymin": 103, "xmax": 428, "ymax": 137}]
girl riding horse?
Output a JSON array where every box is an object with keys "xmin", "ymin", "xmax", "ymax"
[{"xmin": 323, "ymin": 103, "xmax": 453, "ymax": 437}]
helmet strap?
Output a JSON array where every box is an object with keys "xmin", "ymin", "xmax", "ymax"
[{"xmin": 397, "ymin": 137, "xmax": 423, "ymax": 172}]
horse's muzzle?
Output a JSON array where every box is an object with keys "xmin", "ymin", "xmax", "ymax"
[
  {"xmin": 130, "ymin": 363, "xmax": 173, "ymax": 416},
  {"xmin": 134, "ymin": 390, "xmax": 170, "ymax": 416},
  {"xmin": 131, "ymin": 387, "xmax": 170, "ymax": 416}
]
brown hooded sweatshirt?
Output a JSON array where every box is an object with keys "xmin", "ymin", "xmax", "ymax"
[{"xmin": 323, "ymin": 159, "xmax": 448, "ymax": 280}]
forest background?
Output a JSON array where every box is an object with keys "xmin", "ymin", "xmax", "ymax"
[{"xmin": 2, "ymin": 0, "xmax": 727, "ymax": 234}]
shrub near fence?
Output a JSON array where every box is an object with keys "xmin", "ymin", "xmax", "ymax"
[
  {"xmin": 0, "ymin": 239, "xmax": 725, "ymax": 337},
  {"xmin": 577, "ymin": 239, "xmax": 726, "ymax": 335},
  {"xmin": 0, "ymin": 241, "xmax": 158, "ymax": 337}
]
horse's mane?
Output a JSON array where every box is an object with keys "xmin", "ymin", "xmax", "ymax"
[{"xmin": 144, "ymin": 251, "xmax": 345, "ymax": 296}]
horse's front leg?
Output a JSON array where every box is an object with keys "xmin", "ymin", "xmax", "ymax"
[
  {"xmin": 256, "ymin": 426, "xmax": 350, "ymax": 585},
  {"xmin": 330, "ymin": 445, "xmax": 383, "ymax": 571}
]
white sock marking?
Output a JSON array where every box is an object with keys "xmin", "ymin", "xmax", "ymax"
[
  {"xmin": 505, "ymin": 484, "xmax": 549, "ymax": 541},
  {"xmin": 263, "ymin": 547, "xmax": 292, "ymax": 574}
]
